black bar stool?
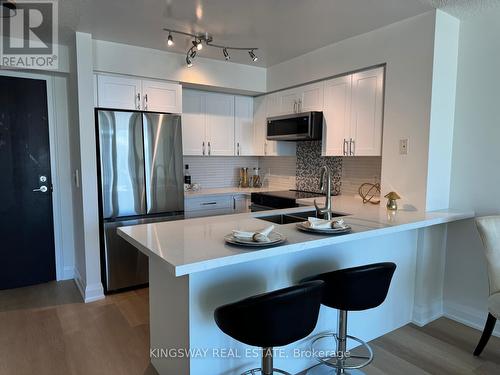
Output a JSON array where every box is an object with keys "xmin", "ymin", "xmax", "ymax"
[
  {"xmin": 301, "ymin": 262, "xmax": 396, "ymax": 373},
  {"xmin": 214, "ymin": 281, "xmax": 324, "ymax": 375}
]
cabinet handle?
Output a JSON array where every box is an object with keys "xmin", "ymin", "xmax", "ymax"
[
  {"xmin": 201, "ymin": 202, "xmax": 217, "ymax": 206},
  {"xmin": 264, "ymin": 142, "xmax": 267, "ymax": 155},
  {"xmin": 136, "ymin": 93, "xmax": 141, "ymax": 110},
  {"xmin": 237, "ymin": 142, "xmax": 240, "ymax": 156},
  {"xmin": 298, "ymin": 99, "xmax": 302, "ymax": 113},
  {"xmin": 202, "ymin": 141, "xmax": 205, "ymax": 156},
  {"xmin": 343, "ymin": 139, "xmax": 348, "ymax": 156},
  {"xmin": 208, "ymin": 141, "xmax": 211, "ymax": 156},
  {"xmin": 293, "ymin": 101, "xmax": 297, "ymax": 113},
  {"xmin": 349, "ymin": 138, "xmax": 355, "ymax": 156},
  {"xmin": 144, "ymin": 94, "xmax": 148, "ymax": 110}
]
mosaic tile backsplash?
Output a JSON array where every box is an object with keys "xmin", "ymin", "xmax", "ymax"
[{"xmin": 296, "ymin": 141, "xmax": 342, "ymax": 194}]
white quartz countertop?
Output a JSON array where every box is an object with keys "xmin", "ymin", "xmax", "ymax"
[
  {"xmin": 118, "ymin": 195, "xmax": 474, "ymax": 277},
  {"xmin": 184, "ymin": 186, "xmax": 284, "ymax": 199}
]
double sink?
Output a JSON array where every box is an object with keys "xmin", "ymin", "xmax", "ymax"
[{"xmin": 256, "ymin": 209, "xmax": 345, "ymax": 225}]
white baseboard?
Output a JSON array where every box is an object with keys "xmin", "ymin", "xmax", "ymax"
[
  {"xmin": 444, "ymin": 300, "xmax": 500, "ymax": 337},
  {"xmin": 412, "ymin": 299, "xmax": 444, "ymax": 326},
  {"xmin": 73, "ymin": 267, "xmax": 105, "ymax": 303}
]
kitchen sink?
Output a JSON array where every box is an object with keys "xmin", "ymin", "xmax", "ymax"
[{"xmin": 256, "ymin": 210, "xmax": 345, "ymax": 225}]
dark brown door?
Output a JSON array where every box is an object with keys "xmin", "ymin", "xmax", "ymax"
[{"xmin": 0, "ymin": 75, "xmax": 56, "ymax": 289}]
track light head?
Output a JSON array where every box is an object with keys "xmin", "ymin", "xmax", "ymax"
[
  {"xmin": 189, "ymin": 48, "xmax": 197, "ymax": 59},
  {"xmin": 167, "ymin": 33, "xmax": 174, "ymax": 47},
  {"xmin": 193, "ymin": 39, "xmax": 203, "ymax": 50},
  {"xmin": 186, "ymin": 56, "xmax": 193, "ymax": 68},
  {"xmin": 249, "ymin": 50, "xmax": 258, "ymax": 62},
  {"xmin": 223, "ymin": 48, "xmax": 230, "ymax": 61}
]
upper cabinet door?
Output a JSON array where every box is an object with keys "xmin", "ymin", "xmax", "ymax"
[
  {"xmin": 253, "ymin": 96, "xmax": 267, "ymax": 156},
  {"xmin": 234, "ymin": 96, "xmax": 255, "ymax": 156},
  {"xmin": 323, "ymin": 75, "xmax": 352, "ymax": 156},
  {"xmin": 279, "ymin": 89, "xmax": 299, "ymax": 115},
  {"xmin": 182, "ymin": 90, "xmax": 206, "ymax": 156},
  {"xmin": 266, "ymin": 93, "xmax": 281, "ymax": 118},
  {"xmin": 299, "ymin": 82, "xmax": 324, "ymax": 112},
  {"xmin": 349, "ymin": 67, "xmax": 384, "ymax": 156},
  {"xmin": 142, "ymin": 80, "xmax": 182, "ymax": 114},
  {"xmin": 97, "ymin": 75, "xmax": 141, "ymax": 110},
  {"xmin": 206, "ymin": 93, "xmax": 235, "ymax": 156}
]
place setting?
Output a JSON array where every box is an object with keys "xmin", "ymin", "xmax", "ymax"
[
  {"xmin": 296, "ymin": 216, "xmax": 352, "ymax": 235},
  {"xmin": 224, "ymin": 225, "xmax": 287, "ymax": 248}
]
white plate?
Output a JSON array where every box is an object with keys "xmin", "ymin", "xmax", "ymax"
[
  {"xmin": 224, "ymin": 232, "xmax": 286, "ymax": 247},
  {"xmin": 296, "ymin": 221, "xmax": 352, "ymax": 235}
]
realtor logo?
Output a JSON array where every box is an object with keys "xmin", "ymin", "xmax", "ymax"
[{"xmin": 1, "ymin": 0, "xmax": 58, "ymax": 69}]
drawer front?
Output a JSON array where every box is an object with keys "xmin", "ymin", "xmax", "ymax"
[{"xmin": 185, "ymin": 196, "xmax": 233, "ymax": 212}]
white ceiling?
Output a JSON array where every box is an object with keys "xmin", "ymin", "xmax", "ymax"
[
  {"xmin": 57, "ymin": 0, "xmax": 440, "ymax": 67},
  {"xmin": 24, "ymin": 0, "xmax": 500, "ymax": 67}
]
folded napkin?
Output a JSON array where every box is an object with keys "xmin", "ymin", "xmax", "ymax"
[
  {"xmin": 308, "ymin": 217, "xmax": 347, "ymax": 230},
  {"xmin": 232, "ymin": 225, "xmax": 275, "ymax": 243}
]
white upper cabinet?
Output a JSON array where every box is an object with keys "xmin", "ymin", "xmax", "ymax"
[
  {"xmin": 299, "ymin": 82, "xmax": 324, "ymax": 112},
  {"xmin": 322, "ymin": 67, "xmax": 384, "ymax": 156},
  {"xmin": 266, "ymin": 93, "xmax": 281, "ymax": 117},
  {"xmin": 323, "ymin": 75, "xmax": 352, "ymax": 156},
  {"xmin": 97, "ymin": 75, "xmax": 142, "ymax": 110},
  {"xmin": 349, "ymin": 68, "xmax": 384, "ymax": 156},
  {"xmin": 234, "ymin": 96, "xmax": 255, "ymax": 156},
  {"xmin": 182, "ymin": 90, "xmax": 235, "ymax": 156},
  {"xmin": 182, "ymin": 90, "xmax": 207, "ymax": 156},
  {"xmin": 206, "ymin": 93, "xmax": 235, "ymax": 156},
  {"xmin": 141, "ymin": 79, "xmax": 182, "ymax": 113},
  {"xmin": 96, "ymin": 74, "xmax": 182, "ymax": 113},
  {"xmin": 279, "ymin": 89, "xmax": 300, "ymax": 115}
]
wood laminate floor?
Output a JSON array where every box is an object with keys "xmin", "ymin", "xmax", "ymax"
[{"xmin": 1, "ymin": 281, "xmax": 500, "ymax": 375}]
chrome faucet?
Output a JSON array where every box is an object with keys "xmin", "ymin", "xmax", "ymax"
[{"xmin": 314, "ymin": 166, "xmax": 333, "ymax": 220}]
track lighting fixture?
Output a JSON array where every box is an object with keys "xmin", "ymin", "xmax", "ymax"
[
  {"xmin": 249, "ymin": 50, "xmax": 258, "ymax": 62},
  {"xmin": 167, "ymin": 32, "xmax": 174, "ymax": 47},
  {"xmin": 163, "ymin": 28, "xmax": 259, "ymax": 67}
]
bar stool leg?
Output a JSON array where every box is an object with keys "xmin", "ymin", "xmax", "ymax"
[
  {"xmin": 337, "ymin": 310, "xmax": 348, "ymax": 373},
  {"xmin": 262, "ymin": 347, "xmax": 273, "ymax": 375}
]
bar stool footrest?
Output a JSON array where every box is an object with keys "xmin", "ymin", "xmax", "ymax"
[
  {"xmin": 242, "ymin": 368, "xmax": 292, "ymax": 375},
  {"xmin": 310, "ymin": 332, "xmax": 374, "ymax": 370}
]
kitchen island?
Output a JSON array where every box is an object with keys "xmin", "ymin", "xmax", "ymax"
[{"xmin": 118, "ymin": 196, "xmax": 473, "ymax": 375}]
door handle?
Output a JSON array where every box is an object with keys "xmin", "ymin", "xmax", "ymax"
[
  {"xmin": 143, "ymin": 94, "xmax": 148, "ymax": 110},
  {"xmin": 33, "ymin": 185, "xmax": 48, "ymax": 193},
  {"xmin": 136, "ymin": 93, "xmax": 141, "ymax": 110}
]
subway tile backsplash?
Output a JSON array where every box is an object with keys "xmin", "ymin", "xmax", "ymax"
[{"xmin": 184, "ymin": 149, "xmax": 381, "ymax": 195}]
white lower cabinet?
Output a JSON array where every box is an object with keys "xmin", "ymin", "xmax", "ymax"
[{"xmin": 184, "ymin": 194, "xmax": 250, "ymax": 218}]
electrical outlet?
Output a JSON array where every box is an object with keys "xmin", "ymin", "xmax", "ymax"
[{"xmin": 399, "ymin": 138, "xmax": 409, "ymax": 155}]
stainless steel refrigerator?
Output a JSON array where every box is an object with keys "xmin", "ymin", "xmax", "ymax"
[{"xmin": 96, "ymin": 110, "xmax": 184, "ymax": 293}]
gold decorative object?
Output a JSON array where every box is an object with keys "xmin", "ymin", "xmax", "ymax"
[
  {"xmin": 384, "ymin": 191, "xmax": 401, "ymax": 211},
  {"xmin": 358, "ymin": 183, "xmax": 381, "ymax": 205}
]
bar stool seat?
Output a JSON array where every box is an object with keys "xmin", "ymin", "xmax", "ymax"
[
  {"xmin": 302, "ymin": 262, "xmax": 396, "ymax": 373},
  {"xmin": 214, "ymin": 280, "xmax": 324, "ymax": 375}
]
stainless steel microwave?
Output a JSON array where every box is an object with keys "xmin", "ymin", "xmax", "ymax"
[{"xmin": 266, "ymin": 111, "xmax": 323, "ymax": 141}]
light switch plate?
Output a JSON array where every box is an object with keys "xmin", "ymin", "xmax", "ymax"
[{"xmin": 399, "ymin": 138, "xmax": 409, "ymax": 155}]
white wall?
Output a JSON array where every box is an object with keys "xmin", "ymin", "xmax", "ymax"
[
  {"xmin": 267, "ymin": 12, "xmax": 438, "ymax": 210},
  {"xmin": 444, "ymin": 8, "xmax": 500, "ymax": 335},
  {"xmin": 74, "ymin": 32, "xmax": 104, "ymax": 302},
  {"xmin": 93, "ymin": 40, "xmax": 267, "ymax": 94}
]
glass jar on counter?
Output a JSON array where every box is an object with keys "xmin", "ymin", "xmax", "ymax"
[
  {"xmin": 252, "ymin": 167, "xmax": 262, "ymax": 188},
  {"xmin": 240, "ymin": 167, "xmax": 249, "ymax": 188}
]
